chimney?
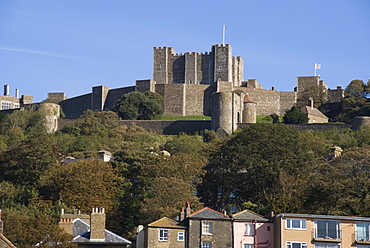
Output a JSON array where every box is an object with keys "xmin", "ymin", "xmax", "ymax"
[
  {"xmin": 90, "ymin": 207, "xmax": 106, "ymax": 240},
  {"xmin": 4, "ymin": 84, "xmax": 9, "ymax": 96},
  {"xmin": 309, "ymin": 97, "xmax": 314, "ymax": 108},
  {"xmin": 179, "ymin": 207, "xmax": 185, "ymax": 221},
  {"xmin": 58, "ymin": 218, "xmax": 73, "ymax": 235},
  {"xmin": 15, "ymin": 89, "xmax": 19, "ymax": 98},
  {"xmin": 0, "ymin": 209, "xmax": 3, "ymax": 234},
  {"xmin": 185, "ymin": 202, "xmax": 191, "ymax": 217}
]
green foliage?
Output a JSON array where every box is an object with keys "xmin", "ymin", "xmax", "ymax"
[
  {"xmin": 297, "ymin": 84, "xmax": 328, "ymax": 108},
  {"xmin": 2, "ymin": 207, "xmax": 76, "ymax": 248},
  {"xmin": 198, "ymin": 124, "xmax": 325, "ymax": 213},
  {"xmin": 341, "ymin": 80, "xmax": 370, "ymax": 123},
  {"xmin": 41, "ymin": 160, "xmax": 119, "ymax": 213},
  {"xmin": 154, "ymin": 115, "xmax": 211, "ymax": 120},
  {"xmin": 269, "ymin": 113, "xmax": 281, "ymax": 123},
  {"xmin": 112, "ymin": 91, "xmax": 163, "ymax": 120},
  {"xmin": 257, "ymin": 115, "xmax": 273, "ymax": 124},
  {"xmin": 162, "ymin": 133, "xmax": 205, "ymax": 156},
  {"xmin": 283, "ymin": 105, "xmax": 308, "ymax": 124}
]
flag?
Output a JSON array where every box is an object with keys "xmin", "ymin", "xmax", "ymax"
[
  {"xmin": 224, "ymin": 26, "xmax": 227, "ymax": 29},
  {"xmin": 315, "ymin": 63, "xmax": 321, "ymax": 69}
]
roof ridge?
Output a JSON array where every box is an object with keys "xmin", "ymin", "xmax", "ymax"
[{"xmin": 188, "ymin": 207, "xmax": 229, "ymax": 218}]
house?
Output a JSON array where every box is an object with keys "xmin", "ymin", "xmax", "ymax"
[
  {"xmin": 0, "ymin": 210, "xmax": 17, "ymax": 248},
  {"xmin": 233, "ymin": 210, "xmax": 274, "ymax": 248},
  {"xmin": 301, "ymin": 98, "xmax": 329, "ymax": 123},
  {"xmin": 136, "ymin": 217, "xmax": 186, "ymax": 248},
  {"xmin": 274, "ymin": 213, "xmax": 370, "ymax": 248},
  {"xmin": 59, "ymin": 207, "xmax": 131, "ymax": 247},
  {"xmin": 187, "ymin": 207, "xmax": 233, "ymax": 248}
]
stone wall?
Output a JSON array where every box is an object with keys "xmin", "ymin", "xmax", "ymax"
[
  {"xmin": 60, "ymin": 94, "xmax": 91, "ymax": 119},
  {"xmin": 103, "ymin": 86, "xmax": 135, "ymax": 110},
  {"xmin": 279, "ymin": 91, "xmax": 297, "ymax": 115}
]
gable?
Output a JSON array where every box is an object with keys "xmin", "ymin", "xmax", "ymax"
[{"xmin": 189, "ymin": 207, "xmax": 230, "ymax": 220}]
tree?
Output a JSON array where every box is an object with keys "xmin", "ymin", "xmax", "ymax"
[
  {"xmin": 283, "ymin": 105, "xmax": 308, "ymax": 124},
  {"xmin": 112, "ymin": 91, "xmax": 163, "ymax": 120},
  {"xmin": 40, "ymin": 160, "xmax": 119, "ymax": 213},
  {"xmin": 342, "ymin": 80, "xmax": 370, "ymax": 123},
  {"xmin": 0, "ymin": 132, "xmax": 59, "ymax": 187},
  {"xmin": 198, "ymin": 124, "xmax": 325, "ymax": 213},
  {"xmin": 297, "ymin": 84, "xmax": 328, "ymax": 108},
  {"xmin": 2, "ymin": 208, "xmax": 76, "ymax": 248},
  {"xmin": 305, "ymin": 146, "xmax": 370, "ymax": 216}
]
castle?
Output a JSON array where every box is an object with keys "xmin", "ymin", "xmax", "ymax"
[{"xmin": 1, "ymin": 43, "xmax": 344, "ymax": 134}]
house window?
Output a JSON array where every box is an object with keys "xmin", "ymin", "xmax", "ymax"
[
  {"xmin": 267, "ymin": 226, "xmax": 271, "ymax": 231},
  {"xmin": 314, "ymin": 243, "xmax": 340, "ymax": 248},
  {"xmin": 314, "ymin": 220, "xmax": 340, "ymax": 239},
  {"xmin": 286, "ymin": 218, "xmax": 306, "ymax": 230},
  {"xmin": 244, "ymin": 223, "xmax": 254, "ymax": 235},
  {"xmin": 202, "ymin": 222, "xmax": 213, "ymax": 235},
  {"xmin": 357, "ymin": 222, "xmax": 370, "ymax": 241},
  {"xmin": 244, "ymin": 245, "xmax": 254, "ymax": 248},
  {"xmin": 158, "ymin": 229, "xmax": 168, "ymax": 241},
  {"xmin": 178, "ymin": 232, "xmax": 184, "ymax": 241},
  {"xmin": 1, "ymin": 102, "xmax": 11, "ymax": 110},
  {"xmin": 287, "ymin": 241, "xmax": 307, "ymax": 248},
  {"xmin": 202, "ymin": 242, "xmax": 212, "ymax": 248}
]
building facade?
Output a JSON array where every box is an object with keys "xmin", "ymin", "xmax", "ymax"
[{"xmin": 274, "ymin": 213, "xmax": 370, "ymax": 248}]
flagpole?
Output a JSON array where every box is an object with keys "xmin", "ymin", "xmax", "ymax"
[
  {"xmin": 222, "ymin": 25, "xmax": 225, "ymax": 45},
  {"xmin": 314, "ymin": 63, "xmax": 316, "ymax": 76}
]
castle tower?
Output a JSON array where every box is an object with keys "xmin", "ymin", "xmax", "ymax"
[
  {"xmin": 242, "ymin": 94, "xmax": 257, "ymax": 123},
  {"xmin": 90, "ymin": 207, "xmax": 106, "ymax": 240},
  {"xmin": 212, "ymin": 44, "xmax": 233, "ymax": 83},
  {"xmin": 212, "ymin": 92, "xmax": 233, "ymax": 134},
  {"xmin": 153, "ymin": 47, "xmax": 175, "ymax": 84}
]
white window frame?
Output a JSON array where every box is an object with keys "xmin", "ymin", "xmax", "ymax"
[
  {"xmin": 314, "ymin": 220, "xmax": 340, "ymax": 240},
  {"xmin": 202, "ymin": 222, "xmax": 213, "ymax": 235},
  {"xmin": 286, "ymin": 218, "xmax": 307, "ymax": 230},
  {"xmin": 178, "ymin": 231, "xmax": 184, "ymax": 241},
  {"xmin": 1, "ymin": 101, "xmax": 11, "ymax": 110},
  {"xmin": 202, "ymin": 242, "xmax": 212, "ymax": 248},
  {"xmin": 357, "ymin": 222, "xmax": 370, "ymax": 242},
  {"xmin": 287, "ymin": 241, "xmax": 307, "ymax": 248},
  {"xmin": 314, "ymin": 243, "xmax": 341, "ymax": 248},
  {"xmin": 244, "ymin": 223, "xmax": 254, "ymax": 235},
  {"xmin": 158, "ymin": 229, "xmax": 168, "ymax": 241}
]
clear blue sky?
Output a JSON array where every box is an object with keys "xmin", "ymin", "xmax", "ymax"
[{"xmin": 0, "ymin": 0, "xmax": 369, "ymax": 102}]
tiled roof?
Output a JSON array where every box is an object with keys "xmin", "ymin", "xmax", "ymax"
[
  {"xmin": 0, "ymin": 234, "xmax": 17, "ymax": 248},
  {"xmin": 244, "ymin": 94, "xmax": 255, "ymax": 103},
  {"xmin": 301, "ymin": 106, "xmax": 328, "ymax": 119},
  {"xmin": 188, "ymin": 207, "xmax": 230, "ymax": 220},
  {"xmin": 148, "ymin": 217, "xmax": 185, "ymax": 228},
  {"xmin": 72, "ymin": 219, "xmax": 131, "ymax": 245},
  {"xmin": 232, "ymin": 209, "xmax": 270, "ymax": 222}
]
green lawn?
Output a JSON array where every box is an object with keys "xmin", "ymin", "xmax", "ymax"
[{"xmin": 154, "ymin": 115, "xmax": 211, "ymax": 120}]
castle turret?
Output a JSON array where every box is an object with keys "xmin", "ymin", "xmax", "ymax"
[
  {"xmin": 153, "ymin": 46, "xmax": 175, "ymax": 84},
  {"xmin": 212, "ymin": 92, "xmax": 233, "ymax": 134},
  {"xmin": 242, "ymin": 94, "xmax": 257, "ymax": 123}
]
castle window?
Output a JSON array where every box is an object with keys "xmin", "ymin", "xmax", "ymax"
[
  {"xmin": 219, "ymin": 66, "xmax": 222, "ymax": 69},
  {"xmin": 175, "ymin": 65, "xmax": 179, "ymax": 68},
  {"xmin": 159, "ymin": 64, "xmax": 163, "ymax": 68}
]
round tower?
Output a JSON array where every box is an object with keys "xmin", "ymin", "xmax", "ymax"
[
  {"xmin": 353, "ymin": 116, "xmax": 370, "ymax": 130},
  {"xmin": 242, "ymin": 94, "xmax": 257, "ymax": 123},
  {"xmin": 212, "ymin": 92, "xmax": 233, "ymax": 134}
]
